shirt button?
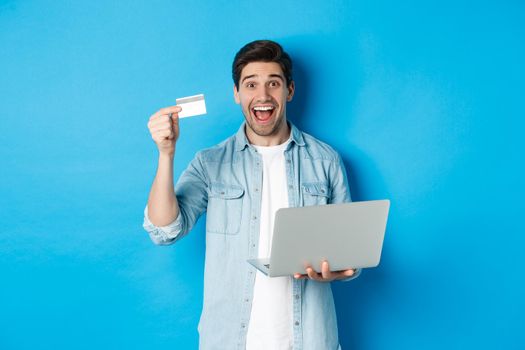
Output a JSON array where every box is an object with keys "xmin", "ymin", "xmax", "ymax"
[
  {"xmin": 287, "ymin": 160, "xmax": 291, "ymax": 163},
  {"xmin": 245, "ymin": 299, "xmax": 249, "ymax": 302},
  {"xmin": 295, "ymin": 321, "xmax": 300, "ymax": 326},
  {"xmin": 295, "ymin": 294, "xmax": 300, "ymax": 300},
  {"xmin": 253, "ymin": 216, "xmax": 257, "ymax": 220},
  {"xmin": 289, "ymin": 185, "xmax": 293, "ymax": 189},
  {"xmin": 252, "ymin": 244, "xmax": 256, "ymax": 248},
  {"xmin": 255, "ymin": 188, "xmax": 259, "ymax": 192},
  {"xmin": 241, "ymin": 323, "xmax": 246, "ymax": 328}
]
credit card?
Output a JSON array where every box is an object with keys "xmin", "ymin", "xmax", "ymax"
[{"xmin": 176, "ymin": 94, "xmax": 207, "ymax": 118}]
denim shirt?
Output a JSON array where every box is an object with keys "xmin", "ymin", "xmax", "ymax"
[{"xmin": 143, "ymin": 122, "xmax": 360, "ymax": 350}]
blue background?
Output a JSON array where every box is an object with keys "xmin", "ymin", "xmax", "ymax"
[{"xmin": 1, "ymin": 1, "xmax": 524, "ymax": 349}]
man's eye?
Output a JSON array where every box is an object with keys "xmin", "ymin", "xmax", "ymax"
[
  {"xmin": 246, "ymin": 83, "xmax": 255, "ymax": 88},
  {"xmin": 269, "ymin": 81, "xmax": 280, "ymax": 87}
]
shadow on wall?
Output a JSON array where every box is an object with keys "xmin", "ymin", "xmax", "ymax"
[
  {"xmin": 286, "ymin": 51, "xmax": 311, "ymax": 132},
  {"xmin": 333, "ymin": 256, "xmax": 396, "ymax": 349},
  {"xmin": 288, "ymin": 45, "xmax": 394, "ymax": 349},
  {"xmin": 335, "ymin": 155, "xmax": 396, "ymax": 349}
]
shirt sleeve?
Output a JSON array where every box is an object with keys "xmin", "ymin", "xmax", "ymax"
[
  {"xmin": 142, "ymin": 152, "xmax": 209, "ymax": 245},
  {"xmin": 329, "ymin": 151, "xmax": 362, "ymax": 282},
  {"xmin": 328, "ymin": 152, "xmax": 352, "ymax": 205},
  {"xmin": 143, "ymin": 206, "xmax": 183, "ymax": 245}
]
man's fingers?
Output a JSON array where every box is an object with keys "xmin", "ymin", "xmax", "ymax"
[
  {"xmin": 330, "ymin": 269, "xmax": 356, "ymax": 281},
  {"xmin": 321, "ymin": 261, "xmax": 332, "ymax": 280},
  {"xmin": 148, "ymin": 106, "xmax": 181, "ymax": 127},
  {"xmin": 160, "ymin": 105, "xmax": 182, "ymax": 114},
  {"xmin": 344, "ymin": 269, "xmax": 356, "ymax": 276},
  {"xmin": 149, "ymin": 113, "xmax": 178, "ymax": 128},
  {"xmin": 152, "ymin": 124, "xmax": 173, "ymax": 133},
  {"xmin": 151, "ymin": 126, "xmax": 173, "ymax": 137},
  {"xmin": 294, "ymin": 273, "xmax": 307, "ymax": 280},
  {"xmin": 153, "ymin": 129, "xmax": 173, "ymax": 141},
  {"xmin": 149, "ymin": 114, "xmax": 178, "ymax": 143},
  {"xmin": 306, "ymin": 267, "xmax": 322, "ymax": 281},
  {"xmin": 296, "ymin": 265, "xmax": 358, "ymax": 282},
  {"xmin": 148, "ymin": 116, "xmax": 169, "ymax": 128},
  {"xmin": 151, "ymin": 106, "xmax": 182, "ymax": 119}
]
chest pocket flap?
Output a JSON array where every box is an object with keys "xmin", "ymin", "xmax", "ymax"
[
  {"xmin": 209, "ymin": 183, "xmax": 244, "ymax": 199},
  {"xmin": 302, "ymin": 182, "xmax": 331, "ymax": 206},
  {"xmin": 207, "ymin": 183, "xmax": 245, "ymax": 234},
  {"xmin": 302, "ymin": 182, "xmax": 331, "ymax": 197}
]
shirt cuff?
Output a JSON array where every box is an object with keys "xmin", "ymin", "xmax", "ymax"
[{"xmin": 143, "ymin": 206, "xmax": 182, "ymax": 244}]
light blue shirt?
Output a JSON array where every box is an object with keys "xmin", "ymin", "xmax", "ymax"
[{"xmin": 143, "ymin": 122, "xmax": 360, "ymax": 350}]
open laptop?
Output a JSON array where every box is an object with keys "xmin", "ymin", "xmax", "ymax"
[{"xmin": 247, "ymin": 199, "xmax": 390, "ymax": 277}]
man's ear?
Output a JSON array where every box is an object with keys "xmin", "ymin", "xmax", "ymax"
[
  {"xmin": 287, "ymin": 81, "xmax": 295, "ymax": 102},
  {"xmin": 233, "ymin": 85, "xmax": 240, "ymax": 104}
]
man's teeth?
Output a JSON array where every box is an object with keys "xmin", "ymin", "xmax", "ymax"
[{"xmin": 253, "ymin": 106, "xmax": 274, "ymax": 111}]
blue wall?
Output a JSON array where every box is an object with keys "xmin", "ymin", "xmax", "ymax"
[{"xmin": 1, "ymin": 1, "xmax": 524, "ymax": 349}]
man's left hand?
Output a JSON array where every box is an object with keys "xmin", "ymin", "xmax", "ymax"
[{"xmin": 293, "ymin": 261, "xmax": 357, "ymax": 282}]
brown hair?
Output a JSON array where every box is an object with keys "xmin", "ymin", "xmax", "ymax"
[{"xmin": 232, "ymin": 40, "xmax": 293, "ymax": 89}]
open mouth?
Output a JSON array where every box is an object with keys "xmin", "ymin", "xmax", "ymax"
[{"xmin": 251, "ymin": 105, "xmax": 276, "ymax": 123}]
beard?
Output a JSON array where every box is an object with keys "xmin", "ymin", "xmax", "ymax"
[{"xmin": 244, "ymin": 115, "xmax": 281, "ymax": 137}]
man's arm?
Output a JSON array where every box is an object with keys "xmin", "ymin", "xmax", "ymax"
[
  {"xmin": 294, "ymin": 152, "xmax": 361, "ymax": 282},
  {"xmin": 144, "ymin": 105, "xmax": 210, "ymax": 245},
  {"xmin": 146, "ymin": 105, "xmax": 182, "ymax": 227},
  {"xmin": 329, "ymin": 152, "xmax": 352, "ymax": 205}
]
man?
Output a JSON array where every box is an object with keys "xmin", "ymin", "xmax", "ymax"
[{"xmin": 144, "ymin": 40, "xmax": 360, "ymax": 350}]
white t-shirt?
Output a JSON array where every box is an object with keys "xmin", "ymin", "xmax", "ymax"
[{"xmin": 246, "ymin": 140, "xmax": 293, "ymax": 350}]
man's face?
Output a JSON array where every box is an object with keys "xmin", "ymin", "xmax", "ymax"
[{"xmin": 234, "ymin": 61, "xmax": 295, "ymax": 144}]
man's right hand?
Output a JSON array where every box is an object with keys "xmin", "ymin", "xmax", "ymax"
[{"xmin": 147, "ymin": 106, "xmax": 182, "ymax": 156}]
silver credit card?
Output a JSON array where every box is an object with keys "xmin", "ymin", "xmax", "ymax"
[{"xmin": 176, "ymin": 94, "xmax": 207, "ymax": 118}]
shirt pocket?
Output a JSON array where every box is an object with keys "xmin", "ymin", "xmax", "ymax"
[
  {"xmin": 301, "ymin": 182, "xmax": 331, "ymax": 206},
  {"xmin": 206, "ymin": 182, "xmax": 245, "ymax": 234}
]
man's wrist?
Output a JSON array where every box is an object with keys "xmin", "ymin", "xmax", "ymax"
[{"xmin": 159, "ymin": 150, "xmax": 175, "ymax": 160}]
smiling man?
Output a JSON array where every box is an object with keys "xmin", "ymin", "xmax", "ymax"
[
  {"xmin": 234, "ymin": 61, "xmax": 292, "ymax": 145},
  {"xmin": 143, "ymin": 40, "xmax": 360, "ymax": 350}
]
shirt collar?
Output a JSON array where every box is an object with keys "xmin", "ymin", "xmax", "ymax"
[{"xmin": 234, "ymin": 121, "xmax": 306, "ymax": 152}]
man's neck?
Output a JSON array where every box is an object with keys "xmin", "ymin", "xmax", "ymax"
[{"xmin": 246, "ymin": 121, "xmax": 291, "ymax": 147}]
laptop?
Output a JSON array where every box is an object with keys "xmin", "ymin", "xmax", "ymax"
[{"xmin": 247, "ymin": 199, "xmax": 390, "ymax": 277}]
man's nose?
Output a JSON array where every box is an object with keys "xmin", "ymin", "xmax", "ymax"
[{"xmin": 256, "ymin": 85, "xmax": 271, "ymax": 101}]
